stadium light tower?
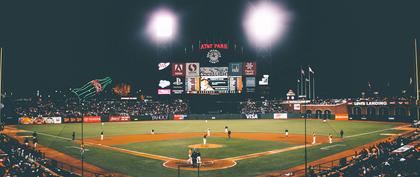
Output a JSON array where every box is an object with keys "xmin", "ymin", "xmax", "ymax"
[
  {"xmin": 147, "ymin": 8, "xmax": 178, "ymax": 43},
  {"xmin": 243, "ymin": 1, "xmax": 291, "ymax": 49}
]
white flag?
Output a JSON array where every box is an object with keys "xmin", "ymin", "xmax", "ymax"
[{"xmin": 309, "ymin": 66, "xmax": 314, "ymax": 74}]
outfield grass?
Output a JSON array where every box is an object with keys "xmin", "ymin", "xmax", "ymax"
[{"xmin": 12, "ymin": 119, "xmax": 404, "ymax": 177}]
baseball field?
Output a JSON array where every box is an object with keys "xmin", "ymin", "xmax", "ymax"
[{"xmin": 7, "ymin": 119, "xmax": 407, "ymax": 177}]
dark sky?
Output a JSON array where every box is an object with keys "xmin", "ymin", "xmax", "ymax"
[{"xmin": 1, "ymin": 0, "xmax": 419, "ymax": 98}]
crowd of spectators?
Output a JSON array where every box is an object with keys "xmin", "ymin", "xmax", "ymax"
[
  {"xmin": 240, "ymin": 99, "xmax": 285, "ymax": 114},
  {"xmin": 14, "ymin": 98, "xmax": 188, "ymax": 118},
  {"xmin": 309, "ymin": 132, "xmax": 420, "ymax": 177},
  {"xmin": 0, "ymin": 134, "xmax": 79, "ymax": 177}
]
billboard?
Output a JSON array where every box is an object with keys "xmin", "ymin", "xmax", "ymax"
[
  {"xmin": 259, "ymin": 75, "xmax": 269, "ymax": 85},
  {"xmin": 158, "ymin": 89, "xmax": 171, "ymax": 95},
  {"xmin": 172, "ymin": 63, "xmax": 185, "ymax": 76},
  {"xmin": 63, "ymin": 117, "xmax": 83, "ymax": 123},
  {"xmin": 228, "ymin": 63, "xmax": 243, "ymax": 76},
  {"xmin": 109, "ymin": 115, "xmax": 131, "ymax": 122},
  {"xmin": 172, "ymin": 77, "xmax": 184, "ymax": 94},
  {"xmin": 186, "ymin": 77, "xmax": 200, "ymax": 94},
  {"xmin": 199, "ymin": 67, "xmax": 228, "ymax": 76},
  {"xmin": 173, "ymin": 114, "xmax": 187, "ymax": 120},
  {"xmin": 243, "ymin": 62, "xmax": 257, "ymax": 76},
  {"xmin": 186, "ymin": 63, "xmax": 200, "ymax": 77},
  {"xmin": 83, "ymin": 116, "xmax": 101, "ymax": 123},
  {"xmin": 229, "ymin": 76, "xmax": 243, "ymax": 93}
]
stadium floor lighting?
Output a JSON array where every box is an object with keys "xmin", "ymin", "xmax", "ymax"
[
  {"xmin": 147, "ymin": 8, "xmax": 177, "ymax": 43},
  {"xmin": 243, "ymin": 1, "xmax": 291, "ymax": 48}
]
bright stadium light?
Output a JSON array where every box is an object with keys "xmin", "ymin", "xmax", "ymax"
[
  {"xmin": 243, "ymin": 1, "xmax": 291, "ymax": 48},
  {"xmin": 147, "ymin": 8, "xmax": 178, "ymax": 43}
]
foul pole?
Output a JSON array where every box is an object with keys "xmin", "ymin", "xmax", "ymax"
[{"xmin": 415, "ymin": 39, "xmax": 419, "ymax": 122}]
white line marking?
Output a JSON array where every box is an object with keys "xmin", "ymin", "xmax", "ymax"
[
  {"xmin": 345, "ymin": 127, "xmax": 396, "ymax": 139},
  {"xmin": 320, "ymin": 144, "xmax": 346, "ymax": 150}
]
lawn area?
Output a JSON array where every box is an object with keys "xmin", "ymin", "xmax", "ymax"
[{"xmin": 11, "ymin": 120, "xmax": 405, "ymax": 177}]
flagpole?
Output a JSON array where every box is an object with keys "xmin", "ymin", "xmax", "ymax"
[
  {"xmin": 313, "ymin": 75, "xmax": 315, "ymax": 100},
  {"xmin": 300, "ymin": 66, "xmax": 303, "ymax": 99},
  {"xmin": 297, "ymin": 79, "xmax": 300, "ymax": 96},
  {"xmin": 308, "ymin": 67, "xmax": 311, "ymax": 100},
  {"xmin": 0, "ymin": 48, "xmax": 3, "ymax": 125}
]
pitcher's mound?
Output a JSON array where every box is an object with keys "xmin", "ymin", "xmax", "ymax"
[
  {"xmin": 163, "ymin": 158, "xmax": 236, "ymax": 171},
  {"xmin": 188, "ymin": 144, "xmax": 223, "ymax": 149}
]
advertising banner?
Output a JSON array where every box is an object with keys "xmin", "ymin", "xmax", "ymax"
[
  {"xmin": 83, "ymin": 116, "xmax": 101, "ymax": 123},
  {"xmin": 186, "ymin": 77, "xmax": 200, "ymax": 94},
  {"xmin": 43, "ymin": 117, "xmax": 62, "ymax": 124},
  {"xmin": 172, "ymin": 63, "xmax": 185, "ymax": 77},
  {"xmin": 335, "ymin": 114, "xmax": 349, "ymax": 121},
  {"xmin": 186, "ymin": 63, "xmax": 200, "ymax": 77},
  {"xmin": 245, "ymin": 114, "xmax": 258, "ymax": 119},
  {"xmin": 109, "ymin": 115, "xmax": 131, "ymax": 122},
  {"xmin": 151, "ymin": 115, "xmax": 168, "ymax": 120},
  {"xmin": 243, "ymin": 62, "xmax": 257, "ymax": 76},
  {"xmin": 63, "ymin": 117, "xmax": 83, "ymax": 123},
  {"xmin": 229, "ymin": 76, "xmax": 243, "ymax": 93},
  {"xmin": 245, "ymin": 77, "xmax": 256, "ymax": 87},
  {"xmin": 172, "ymin": 77, "xmax": 184, "ymax": 94},
  {"xmin": 173, "ymin": 114, "xmax": 187, "ymax": 120},
  {"xmin": 274, "ymin": 113, "xmax": 288, "ymax": 119},
  {"xmin": 228, "ymin": 63, "xmax": 243, "ymax": 76},
  {"xmin": 199, "ymin": 67, "xmax": 228, "ymax": 76},
  {"xmin": 158, "ymin": 89, "xmax": 171, "ymax": 95},
  {"xmin": 32, "ymin": 117, "xmax": 45, "ymax": 125},
  {"xmin": 294, "ymin": 104, "xmax": 301, "ymax": 110},
  {"xmin": 19, "ymin": 117, "xmax": 33, "ymax": 125}
]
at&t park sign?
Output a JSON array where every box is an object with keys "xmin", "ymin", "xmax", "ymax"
[
  {"xmin": 351, "ymin": 101, "xmax": 388, "ymax": 106},
  {"xmin": 200, "ymin": 43, "xmax": 229, "ymax": 50}
]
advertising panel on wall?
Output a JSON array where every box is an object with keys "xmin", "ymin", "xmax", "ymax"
[
  {"xmin": 186, "ymin": 77, "xmax": 200, "ymax": 94},
  {"xmin": 199, "ymin": 67, "xmax": 228, "ymax": 76},
  {"xmin": 19, "ymin": 117, "xmax": 33, "ymax": 125},
  {"xmin": 83, "ymin": 116, "xmax": 101, "ymax": 123},
  {"xmin": 245, "ymin": 114, "xmax": 258, "ymax": 119},
  {"xmin": 172, "ymin": 77, "xmax": 184, "ymax": 94},
  {"xmin": 243, "ymin": 62, "xmax": 257, "ymax": 76},
  {"xmin": 229, "ymin": 76, "xmax": 243, "ymax": 93},
  {"xmin": 245, "ymin": 77, "xmax": 256, "ymax": 93},
  {"xmin": 151, "ymin": 115, "xmax": 169, "ymax": 120},
  {"xmin": 173, "ymin": 114, "xmax": 187, "ymax": 120},
  {"xmin": 109, "ymin": 115, "xmax": 131, "ymax": 122},
  {"xmin": 172, "ymin": 63, "xmax": 185, "ymax": 77},
  {"xmin": 294, "ymin": 104, "xmax": 301, "ymax": 110},
  {"xmin": 335, "ymin": 114, "xmax": 349, "ymax": 121},
  {"xmin": 274, "ymin": 113, "xmax": 288, "ymax": 119},
  {"xmin": 44, "ymin": 117, "xmax": 62, "ymax": 124},
  {"xmin": 228, "ymin": 63, "xmax": 243, "ymax": 76},
  {"xmin": 186, "ymin": 63, "xmax": 200, "ymax": 77},
  {"xmin": 157, "ymin": 89, "xmax": 171, "ymax": 95},
  {"xmin": 63, "ymin": 117, "xmax": 83, "ymax": 123}
]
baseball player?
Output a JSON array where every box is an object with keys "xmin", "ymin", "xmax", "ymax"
[
  {"xmin": 196, "ymin": 150, "xmax": 202, "ymax": 167},
  {"xmin": 100, "ymin": 131, "xmax": 104, "ymax": 141},
  {"xmin": 227, "ymin": 130, "xmax": 232, "ymax": 139},
  {"xmin": 312, "ymin": 132, "xmax": 316, "ymax": 144},
  {"xmin": 151, "ymin": 129, "xmax": 155, "ymax": 134},
  {"xmin": 329, "ymin": 133, "xmax": 333, "ymax": 144},
  {"xmin": 207, "ymin": 128, "xmax": 211, "ymax": 137},
  {"xmin": 285, "ymin": 129, "xmax": 289, "ymax": 138},
  {"xmin": 72, "ymin": 131, "xmax": 75, "ymax": 141},
  {"xmin": 203, "ymin": 134, "xmax": 207, "ymax": 145},
  {"xmin": 187, "ymin": 148, "xmax": 192, "ymax": 164},
  {"xmin": 224, "ymin": 126, "xmax": 229, "ymax": 133},
  {"xmin": 340, "ymin": 129, "xmax": 344, "ymax": 139}
]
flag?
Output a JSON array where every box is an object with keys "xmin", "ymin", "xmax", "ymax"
[
  {"xmin": 410, "ymin": 77, "xmax": 413, "ymax": 85},
  {"xmin": 305, "ymin": 78, "xmax": 310, "ymax": 82},
  {"xmin": 301, "ymin": 69, "xmax": 305, "ymax": 75},
  {"xmin": 72, "ymin": 77, "xmax": 112, "ymax": 101},
  {"xmin": 308, "ymin": 66, "xmax": 314, "ymax": 74},
  {"xmin": 297, "ymin": 79, "xmax": 300, "ymax": 83},
  {"xmin": 368, "ymin": 81, "xmax": 372, "ymax": 89}
]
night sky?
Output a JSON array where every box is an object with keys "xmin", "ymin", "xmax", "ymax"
[{"xmin": 1, "ymin": 0, "xmax": 419, "ymax": 98}]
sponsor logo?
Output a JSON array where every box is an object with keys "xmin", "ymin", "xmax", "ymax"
[
  {"xmin": 274, "ymin": 113, "xmax": 288, "ymax": 119},
  {"xmin": 157, "ymin": 89, "xmax": 171, "ymax": 95},
  {"xmin": 159, "ymin": 80, "xmax": 171, "ymax": 88},
  {"xmin": 173, "ymin": 78, "xmax": 183, "ymax": 86},
  {"xmin": 244, "ymin": 62, "xmax": 257, "ymax": 76},
  {"xmin": 158, "ymin": 62, "xmax": 170, "ymax": 70},
  {"xmin": 186, "ymin": 63, "xmax": 200, "ymax": 77},
  {"xmin": 151, "ymin": 115, "xmax": 168, "ymax": 120},
  {"xmin": 246, "ymin": 114, "xmax": 258, "ymax": 119},
  {"xmin": 172, "ymin": 90, "xmax": 184, "ymax": 94},
  {"xmin": 246, "ymin": 77, "xmax": 256, "ymax": 87},
  {"xmin": 259, "ymin": 75, "xmax": 269, "ymax": 85},
  {"xmin": 172, "ymin": 63, "xmax": 185, "ymax": 76},
  {"xmin": 207, "ymin": 49, "xmax": 221, "ymax": 64}
]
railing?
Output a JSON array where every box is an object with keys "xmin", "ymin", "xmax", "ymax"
[{"xmin": 49, "ymin": 159, "xmax": 112, "ymax": 177}]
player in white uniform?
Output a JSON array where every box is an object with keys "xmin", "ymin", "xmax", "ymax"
[
  {"xmin": 312, "ymin": 132, "xmax": 316, "ymax": 144},
  {"xmin": 203, "ymin": 134, "xmax": 207, "ymax": 145},
  {"xmin": 207, "ymin": 128, "xmax": 211, "ymax": 136},
  {"xmin": 329, "ymin": 133, "xmax": 333, "ymax": 144}
]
